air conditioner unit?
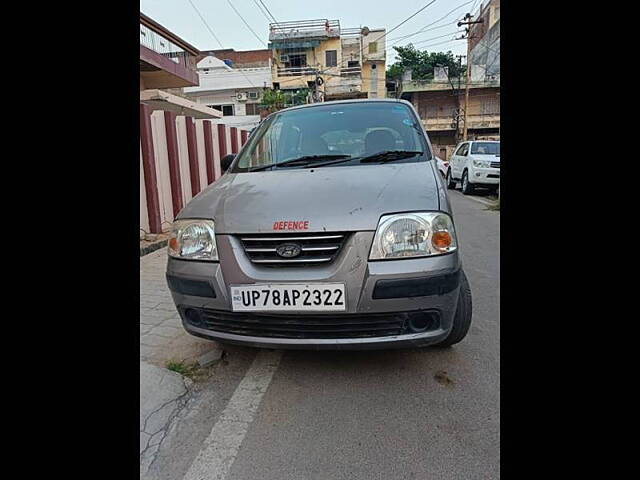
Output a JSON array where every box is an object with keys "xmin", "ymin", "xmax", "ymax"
[
  {"xmin": 280, "ymin": 55, "xmax": 289, "ymax": 62},
  {"xmin": 236, "ymin": 92, "xmax": 248, "ymax": 102}
]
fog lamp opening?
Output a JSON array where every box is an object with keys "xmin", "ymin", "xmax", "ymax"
[
  {"xmin": 407, "ymin": 311, "xmax": 439, "ymax": 333},
  {"xmin": 183, "ymin": 308, "xmax": 203, "ymax": 327}
]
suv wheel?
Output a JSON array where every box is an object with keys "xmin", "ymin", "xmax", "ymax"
[
  {"xmin": 461, "ymin": 170, "xmax": 474, "ymax": 195},
  {"xmin": 446, "ymin": 169, "xmax": 456, "ymax": 189},
  {"xmin": 436, "ymin": 270, "xmax": 472, "ymax": 347}
]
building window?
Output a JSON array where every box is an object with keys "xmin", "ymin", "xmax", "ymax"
[
  {"xmin": 208, "ymin": 105, "xmax": 234, "ymax": 116},
  {"xmin": 290, "ymin": 54, "xmax": 307, "ymax": 68},
  {"xmin": 325, "ymin": 50, "xmax": 337, "ymax": 67},
  {"xmin": 248, "ymin": 91, "xmax": 259, "ymax": 100},
  {"xmin": 369, "ymin": 42, "xmax": 378, "ymax": 54},
  {"xmin": 245, "ymin": 103, "xmax": 259, "ymax": 115}
]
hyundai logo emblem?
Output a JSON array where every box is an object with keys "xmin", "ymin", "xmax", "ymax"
[{"xmin": 276, "ymin": 243, "xmax": 302, "ymax": 258}]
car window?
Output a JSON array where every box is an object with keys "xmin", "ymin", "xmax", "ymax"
[
  {"xmin": 454, "ymin": 143, "xmax": 466, "ymax": 156},
  {"xmin": 470, "ymin": 142, "xmax": 500, "ymax": 155},
  {"xmin": 233, "ymin": 102, "xmax": 430, "ymax": 172}
]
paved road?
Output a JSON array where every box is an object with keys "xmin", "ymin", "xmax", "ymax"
[{"xmin": 146, "ymin": 190, "xmax": 500, "ymax": 480}]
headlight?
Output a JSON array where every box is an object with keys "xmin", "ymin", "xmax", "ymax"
[
  {"xmin": 168, "ymin": 219, "xmax": 218, "ymax": 261},
  {"xmin": 369, "ymin": 212, "xmax": 457, "ymax": 260},
  {"xmin": 472, "ymin": 159, "xmax": 490, "ymax": 168}
]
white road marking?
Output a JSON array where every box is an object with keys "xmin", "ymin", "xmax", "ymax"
[{"xmin": 182, "ymin": 350, "xmax": 282, "ymax": 480}]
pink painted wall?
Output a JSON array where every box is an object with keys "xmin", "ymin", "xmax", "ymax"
[
  {"xmin": 140, "ymin": 141, "xmax": 150, "ymax": 236},
  {"xmin": 140, "ymin": 111, "xmax": 248, "ymax": 232},
  {"xmin": 194, "ymin": 120, "xmax": 209, "ymax": 190},
  {"xmin": 150, "ymin": 111, "xmax": 174, "ymax": 231}
]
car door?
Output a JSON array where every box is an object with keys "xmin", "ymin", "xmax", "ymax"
[
  {"xmin": 451, "ymin": 143, "xmax": 466, "ymax": 178},
  {"xmin": 461, "ymin": 142, "xmax": 471, "ymax": 174},
  {"xmin": 450, "ymin": 144, "xmax": 461, "ymax": 177}
]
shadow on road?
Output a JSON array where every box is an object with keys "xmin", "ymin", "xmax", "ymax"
[{"xmin": 221, "ymin": 341, "xmax": 469, "ymax": 377}]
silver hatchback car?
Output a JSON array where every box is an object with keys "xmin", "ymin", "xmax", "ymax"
[{"xmin": 166, "ymin": 99, "xmax": 472, "ymax": 350}]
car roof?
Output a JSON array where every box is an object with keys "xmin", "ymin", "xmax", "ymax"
[{"xmin": 265, "ymin": 98, "xmax": 416, "ymax": 118}]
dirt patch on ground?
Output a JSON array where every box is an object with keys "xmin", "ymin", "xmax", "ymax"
[{"xmin": 140, "ymin": 232, "xmax": 171, "ymax": 256}]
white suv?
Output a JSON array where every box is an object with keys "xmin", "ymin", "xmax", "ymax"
[{"xmin": 446, "ymin": 140, "xmax": 500, "ymax": 194}]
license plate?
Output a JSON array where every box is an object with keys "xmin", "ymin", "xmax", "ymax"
[{"xmin": 230, "ymin": 283, "xmax": 346, "ymax": 312}]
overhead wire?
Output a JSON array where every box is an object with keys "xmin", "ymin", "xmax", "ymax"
[
  {"xmin": 186, "ymin": 0, "xmax": 224, "ymax": 48},
  {"xmin": 185, "ymin": 0, "xmax": 257, "ymax": 87},
  {"xmin": 389, "ymin": 0, "xmax": 474, "ymax": 46},
  {"xmin": 225, "ymin": 0, "xmax": 268, "ymax": 47},
  {"xmin": 321, "ymin": 0, "xmax": 440, "ymax": 75}
]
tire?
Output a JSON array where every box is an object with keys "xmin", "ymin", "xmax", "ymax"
[
  {"xmin": 436, "ymin": 270, "xmax": 472, "ymax": 348},
  {"xmin": 446, "ymin": 169, "xmax": 456, "ymax": 189},
  {"xmin": 461, "ymin": 170, "xmax": 474, "ymax": 195}
]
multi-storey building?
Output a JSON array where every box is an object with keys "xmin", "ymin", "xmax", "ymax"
[
  {"xmin": 183, "ymin": 54, "xmax": 272, "ymax": 130},
  {"xmin": 268, "ymin": 19, "xmax": 386, "ymax": 101},
  {"xmin": 139, "ymin": 12, "xmax": 220, "ymax": 119},
  {"xmin": 399, "ymin": 1, "xmax": 500, "ymax": 160},
  {"xmin": 469, "ymin": 0, "xmax": 500, "ymax": 81},
  {"xmin": 401, "ymin": 74, "xmax": 499, "ymax": 160}
]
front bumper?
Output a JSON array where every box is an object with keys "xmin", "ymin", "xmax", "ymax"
[
  {"xmin": 469, "ymin": 166, "xmax": 500, "ymax": 185},
  {"xmin": 166, "ymin": 232, "xmax": 462, "ymax": 350}
]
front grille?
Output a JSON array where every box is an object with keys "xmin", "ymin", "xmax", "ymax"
[
  {"xmin": 490, "ymin": 161, "xmax": 500, "ymax": 168},
  {"xmin": 190, "ymin": 309, "xmax": 439, "ymax": 339},
  {"xmin": 238, "ymin": 232, "xmax": 347, "ymax": 266}
]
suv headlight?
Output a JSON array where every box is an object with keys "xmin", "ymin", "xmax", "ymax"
[
  {"xmin": 472, "ymin": 159, "xmax": 490, "ymax": 168},
  {"xmin": 168, "ymin": 219, "xmax": 218, "ymax": 261},
  {"xmin": 369, "ymin": 212, "xmax": 457, "ymax": 260}
]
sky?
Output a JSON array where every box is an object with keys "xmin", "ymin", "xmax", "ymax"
[{"xmin": 140, "ymin": 0, "xmax": 482, "ymax": 65}]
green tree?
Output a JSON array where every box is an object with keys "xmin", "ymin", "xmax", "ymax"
[
  {"xmin": 260, "ymin": 88, "xmax": 310, "ymax": 112},
  {"xmin": 261, "ymin": 88, "xmax": 285, "ymax": 112},
  {"xmin": 386, "ymin": 45, "xmax": 466, "ymax": 81}
]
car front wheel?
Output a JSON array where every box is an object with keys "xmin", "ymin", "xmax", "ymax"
[
  {"xmin": 461, "ymin": 170, "xmax": 474, "ymax": 195},
  {"xmin": 436, "ymin": 270, "xmax": 472, "ymax": 347},
  {"xmin": 446, "ymin": 169, "xmax": 456, "ymax": 189}
]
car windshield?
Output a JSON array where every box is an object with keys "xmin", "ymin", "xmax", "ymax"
[
  {"xmin": 470, "ymin": 142, "xmax": 500, "ymax": 155},
  {"xmin": 232, "ymin": 102, "xmax": 430, "ymax": 172}
]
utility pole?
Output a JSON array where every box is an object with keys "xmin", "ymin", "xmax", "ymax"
[
  {"xmin": 458, "ymin": 13, "xmax": 484, "ymax": 141},
  {"xmin": 437, "ymin": 61, "xmax": 462, "ymax": 143},
  {"xmin": 311, "ymin": 69, "xmax": 324, "ymax": 103}
]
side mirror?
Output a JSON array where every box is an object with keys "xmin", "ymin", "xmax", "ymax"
[{"xmin": 221, "ymin": 154, "xmax": 236, "ymax": 172}]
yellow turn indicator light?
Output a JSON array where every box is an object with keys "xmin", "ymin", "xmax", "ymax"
[{"xmin": 431, "ymin": 231, "xmax": 452, "ymax": 252}]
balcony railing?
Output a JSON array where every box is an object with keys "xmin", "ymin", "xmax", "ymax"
[
  {"xmin": 325, "ymin": 82, "xmax": 362, "ymax": 96},
  {"xmin": 269, "ymin": 19, "xmax": 340, "ymax": 40},
  {"xmin": 276, "ymin": 66, "xmax": 318, "ymax": 77},
  {"xmin": 140, "ymin": 23, "xmax": 195, "ymax": 70},
  {"xmin": 423, "ymin": 114, "xmax": 500, "ymax": 131},
  {"xmin": 340, "ymin": 66, "xmax": 361, "ymax": 76}
]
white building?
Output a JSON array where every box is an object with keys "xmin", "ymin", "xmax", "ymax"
[{"xmin": 183, "ymin": 56, "xmax": 272, "ymax": 130}]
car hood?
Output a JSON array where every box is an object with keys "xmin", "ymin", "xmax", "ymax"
[
  {"xmin": 471, "ymin": 154, "xmax": 500, "ymax": 162},
  {"xmin": 177, "ymin": 162, "xmax": 441, "ymax": 233}
]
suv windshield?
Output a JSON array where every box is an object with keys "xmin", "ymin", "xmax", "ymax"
[
  {"xmin": 232, "ymin": 102, "xmax": 430, "ymax": 172},
  {"xmin": 470, "ymin": 142, "xmax": 500, "ymax": 155}
]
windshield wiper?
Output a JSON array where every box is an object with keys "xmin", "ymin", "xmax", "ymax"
[
  {"xmin": 247, "ymin": 155, "xmax": 351, "ymax": 172},
  {"xmin": 276, "ymin": 154, "xmax": 352, "ymax": 168},
  {"xmin": 357, "ymin": 150, "xmax": 424, "ymax": 164}
]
